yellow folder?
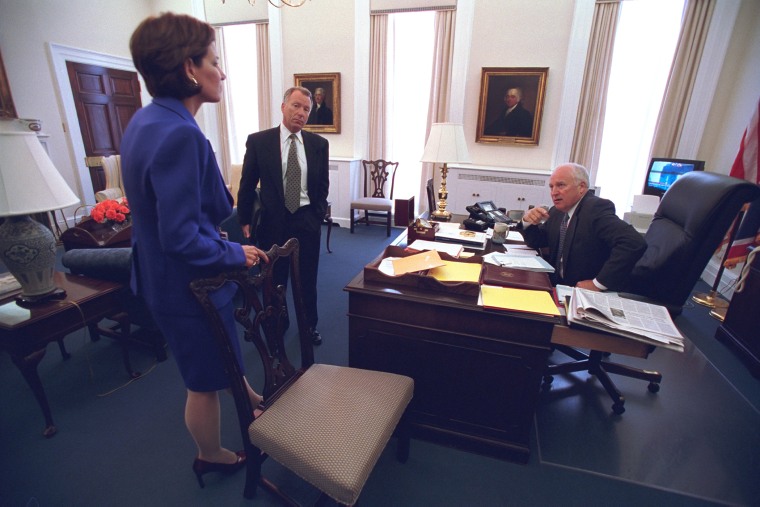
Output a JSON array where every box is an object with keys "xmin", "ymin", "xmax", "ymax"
[{"xmin": 480, "ymin": 285, "xmax": 560, "ymax": 316}]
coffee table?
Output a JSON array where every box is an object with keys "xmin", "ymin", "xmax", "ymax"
[{"xmin": 0, "ymin": 272, "xmax": 125, "ymax": 437}]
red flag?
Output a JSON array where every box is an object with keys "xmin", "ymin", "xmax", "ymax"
[{"xmin": 724, "ymin": 97, "xmax": 760, "ymax": 268}]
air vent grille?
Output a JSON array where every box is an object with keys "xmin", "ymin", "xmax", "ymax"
[{"xmin": 457, "ymin": 173, "xmax": 546, "ymax": 187}]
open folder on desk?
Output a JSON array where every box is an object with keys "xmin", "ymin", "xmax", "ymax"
[{"xmin": 480, "ymin": 285, "xmax": 560, "ymax": 317}]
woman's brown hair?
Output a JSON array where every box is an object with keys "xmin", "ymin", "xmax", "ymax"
[{"xmin": 130, "ymin": 12, "xmax": 215, "ymax": 99}]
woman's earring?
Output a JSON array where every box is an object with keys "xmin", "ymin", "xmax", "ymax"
[{"xmin": 190, "ymin": 76, "xmax": 199, "ymax": 87}]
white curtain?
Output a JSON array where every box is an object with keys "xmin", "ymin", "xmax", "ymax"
[
  {"xmin": 368, "ymin": 14, "xmax": 388, "ymax": 161},
  {"xmin": 256, "ymin": 23, "xmax": 272, "ymax": 131},
  {"xmin": 421, "ymin": 9, "xmax": 456, "ymax": 204},
  {"xmin": 569, "ymin": 0, "xmax": 621, "ymax": 181},
  {"xmin": 649, "ymin": 0, "xmax": 715, "ymax": 158}
]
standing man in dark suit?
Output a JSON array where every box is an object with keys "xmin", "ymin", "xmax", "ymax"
[
  {"xmin": 485, "ymin": 87, "xmax": 534, "ymax": 137},
  {"xmin": 520, "ymin": 163, "xmax": 646, "ymax": 291},
  {"xmin": 237, "ymin": 86, "xmax": 330, "ymax": 345},
  {"xmin": 307, "ymin": 87, "xmax": 333, "ymax": 125}
]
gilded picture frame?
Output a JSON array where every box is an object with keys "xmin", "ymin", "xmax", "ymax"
[
  {"xmin": 476, "ymin": 67, "xmax": 548, "ymax": 146},
  {"xmin": 294, "ymin": 72, "xmax": 340, "ymax": 134},
  {"xmin": 0, "ymin": 50, "xmax": 18, "ymax": 119}
]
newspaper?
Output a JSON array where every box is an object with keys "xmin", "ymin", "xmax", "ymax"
[{"xmin": 567, "ymin": 287, "xmax": 684, "ymax": 352}]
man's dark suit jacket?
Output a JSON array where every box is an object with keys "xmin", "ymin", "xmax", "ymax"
[
  {"xmin": 485, "ymin": 102, "xmax": 534, "ymax": 137},
  {"xmin": 236, "ymin": 127, "xmax": 330, "ymax": 244},
  {"xmin": 307, "ymin": 104, "xmax": 333, "ymax": 126},
  {"xmin": 520, "ymin": 193, "xmax": 647, "ymax": 290}
]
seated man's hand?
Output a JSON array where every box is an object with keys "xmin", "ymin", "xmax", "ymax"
[
  {"xmin": 576, "ymin": 279, "xmax": 601, "ymax": 291},
  {"xmin": 522, "ymin": 206, "xmax": 549, "ymax": 226}
]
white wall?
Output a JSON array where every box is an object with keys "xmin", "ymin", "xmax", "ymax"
[
  {"xmin": 1, "ymin": 0, "xmax": 758, "ymax": 215},
  {"xmin": 0, "ymin": 0, "xmax": 154, "ymax": 211},
  {"xmin": 700, "ymin": 0, "xmax": 760, "ymax": 175}
]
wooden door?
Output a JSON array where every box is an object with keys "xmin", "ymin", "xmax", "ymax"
[{"xmin": 66, "ymin": 62, "xmax": 142, "ymax": 192}]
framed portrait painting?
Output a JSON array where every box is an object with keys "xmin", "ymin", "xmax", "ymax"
[
  {"xmin": 1, "ymin": 50, "xmax": 18, "ymax": 119},
  {"xmin": 476, "ymin": 67, "xmax": 548, "ymax": 146},
  {"xmin": 294, "ymin": 72, "xmax": 340, "ymax": 134}
]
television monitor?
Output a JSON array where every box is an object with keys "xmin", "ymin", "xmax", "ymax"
[{"xmin": 643, "ymin": 158, "xmax": 705, "ymax": 198}]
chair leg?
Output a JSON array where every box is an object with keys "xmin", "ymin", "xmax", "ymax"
[
  {"xmin": 386, "ymin": 212, "xmax": 391, "ymax": 236},
  {"xmin": 350, "ymin": 208, "xmax": 355, "ymax": 233}
]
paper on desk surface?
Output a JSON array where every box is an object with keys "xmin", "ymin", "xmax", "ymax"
[
  {"xmin": 407, "ymin": 239, "xmax": 463, "ymax": 258},
  {"xmin": 391, "ymin": 250, "xmax": 445, "ymax": 276},
  {"xmin": 0, "ymin": 301, "xmax": 31, "ymax": 325},
  {"xmin": 484, "ymin": 252, "xmax": 555, "ymax": 272}
]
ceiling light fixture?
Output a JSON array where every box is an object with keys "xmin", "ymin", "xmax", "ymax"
[{"xmin": 223, "ymin": 0, "xmax": 309, "ymax": 7}]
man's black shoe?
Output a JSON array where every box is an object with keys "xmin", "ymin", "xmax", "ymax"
[{"xmin": 310, "ymin": 330, "xmax": 322, "ymax": 346}]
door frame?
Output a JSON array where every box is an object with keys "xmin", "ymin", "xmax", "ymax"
[{"xmin": 48, "ymin": 42, "xmax": 150, "ymax": 204}]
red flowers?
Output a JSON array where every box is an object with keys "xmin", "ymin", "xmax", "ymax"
[{"xmin": 91, "ymin": 199, "xmax": 130, "ymax": 224}]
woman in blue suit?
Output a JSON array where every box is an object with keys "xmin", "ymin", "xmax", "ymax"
[{"xmin": 121, "ymin": 13, "xmax": 268, "ymax": 487}]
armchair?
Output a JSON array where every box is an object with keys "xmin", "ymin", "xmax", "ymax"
[
  {"xmin": 545, "ymin": 171, "xmax": 760, "ymax": 414},
  {"xmin": 94, "ymin": 155, "xmax": 125, "ymax": 202},
  {"xmin": 190, "ymin": 239, "xmax": 414, "ymax": 504}
]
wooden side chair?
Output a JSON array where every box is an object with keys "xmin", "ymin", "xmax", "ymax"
[
  {"xmin": 190, "ymin": 238, "xmax": 414, "ymax": 505},
  {"xmin": 350, "ymin": 159, "xmax": 399, "ymax": 236}
]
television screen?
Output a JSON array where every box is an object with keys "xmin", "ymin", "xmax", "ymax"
[{"xmin": 643, "ymin": 158, "xmax": 705, "ymax": 198}]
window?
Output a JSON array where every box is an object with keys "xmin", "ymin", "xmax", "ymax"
[
  {"xmin": 220, "ymin": 23, "xmax": 259, "ymax": 164},
  {"xmin": 595, "ymin": 0, "xmax": 686, "ymax": 214},
  {"xmin": 385, "ymin": 11, "xmax": 435, "ymax": 208}
]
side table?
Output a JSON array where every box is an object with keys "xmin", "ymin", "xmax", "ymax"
[{"xmin": 0, "ymin": 272, "xmax": 125, "ymax": 437}]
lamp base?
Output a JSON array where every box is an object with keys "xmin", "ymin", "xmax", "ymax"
[
  {"xmin": 16, "ymin": 287, "xmax": 67, "ymax": 307},
  {"xmin": 0, "ymin": 215, "xmax": 59, "ymax": 299},
  {"xmin": 430, "ymin": 210, "xmax": 452, "ymax": 221},
  {"xmin": 709, "ymin": 306, "xmax": 727, "ymax": 322}
]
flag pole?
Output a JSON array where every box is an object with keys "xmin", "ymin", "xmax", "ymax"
[{"xmin": 692, "ymin": 206, "xmax": 747, "ymax": 312}]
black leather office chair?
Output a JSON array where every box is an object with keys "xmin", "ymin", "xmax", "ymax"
[
  {"xmin": 545, "ymin": 171, "xmax": 760, "ymax": 414},
  {"xmin": 626, "ymin": 171, "xmax": 760, "ymax": 314}
]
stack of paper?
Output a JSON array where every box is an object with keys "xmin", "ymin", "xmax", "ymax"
[
  {"xmin": 434, "ymin": 222, "xmax": 487, "ymax": 249},
  {"xmin": 567, "ymin": 288, "xmax": 684, "ymax": 352}
]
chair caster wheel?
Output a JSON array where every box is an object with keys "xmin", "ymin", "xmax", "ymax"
[
  {"xmin": 648, "ymin": 382, "xmax": 660, "ymax": 393},
  {"xmin": 612, "ymin": 402, "xmax": 626, "ymax": 415},
  {"xmin": 542, "ymin": 375, "xmax": 554, "ymax": 389}
]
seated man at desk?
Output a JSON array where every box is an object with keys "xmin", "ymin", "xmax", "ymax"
[{"xmin": 519, "ymin": 163, "xmax": 646, "ymax": 292}]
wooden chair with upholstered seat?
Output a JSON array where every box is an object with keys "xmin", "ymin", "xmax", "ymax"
[
  {"xmin": 350, "ymin": 159, "xmax": 399, "ymax": 236},
  {"xmin": 190, "ymin": 238, "xmax": 414, "ymax": 505}
]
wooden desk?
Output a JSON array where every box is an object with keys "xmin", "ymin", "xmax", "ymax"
[
  {"xmin": 0, "ymin": 272, "xmax": 125, "ymax": 437},
  {"xmin": 348, "ymin": 224, "xmax": 654, "ymax": 462},
  {"xmin": 346, "ymin": 270, "xmax": 558, "ymax": 463}
]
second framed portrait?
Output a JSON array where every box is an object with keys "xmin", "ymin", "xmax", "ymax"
[
  {"xmin": 476, "ymin": 67, "xmax": 548, "ymax": 146},
  {"xmin": 294, "ymin": 72, "xmax": 340, "ymax": 134}
]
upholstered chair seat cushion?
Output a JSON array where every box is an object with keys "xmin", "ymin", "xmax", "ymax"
[
  {"xmin": 248, "ymin": 363, "xmax": 414, "ymax": 506},
  {"xmin": 350, "ymin": 197, "xmax": 392, "ymax": 212}
]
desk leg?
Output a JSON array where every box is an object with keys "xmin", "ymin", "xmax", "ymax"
[{"xmin": 10, "ymin": 348, "xmax": 57, "ymax": 438}]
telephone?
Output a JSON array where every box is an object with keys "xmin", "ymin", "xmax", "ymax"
[{"xmin": 466, "ymin": 201, "xmax": 512, "ymax": 226}]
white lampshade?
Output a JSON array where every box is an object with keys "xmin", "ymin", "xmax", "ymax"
[
  {"xmin": 0, "ymin": 131, "xmax": 80, "ymax": 216},
  {"xmin": 420, "ymin": 123, "xmax": 471, "ymax": 164},
  {"xmin": 0, "ymin": 131, "xmax": 80, "ymax": 301}
]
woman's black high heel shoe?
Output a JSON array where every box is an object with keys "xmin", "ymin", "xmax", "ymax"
[{"xmin": 192, "ymin": 450, "xmax": 246, "ymax": 488}]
